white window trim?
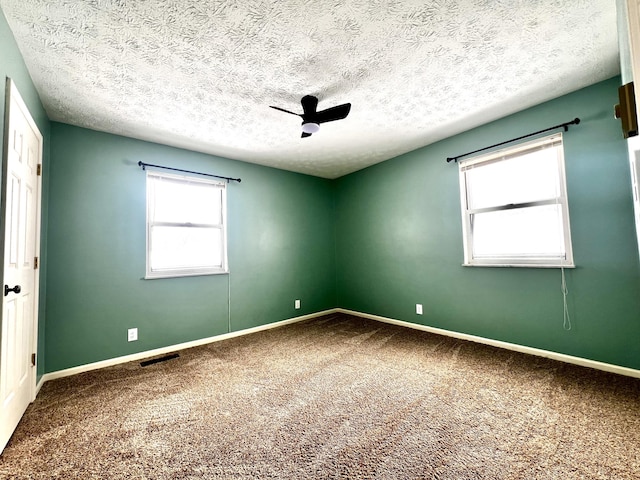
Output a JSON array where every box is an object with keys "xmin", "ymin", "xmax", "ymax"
[
  {"xmin": 145, "ymin": 170, "xmax": 228, "ymax": 279},
  {"xmin": 459, "ymin": 133, "xmax": 574, "ymax": 268}
]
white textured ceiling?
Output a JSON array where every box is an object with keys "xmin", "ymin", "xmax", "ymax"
[{"xmin": 1, "ymin": 0, "xmax": 619, "ymax": 178}]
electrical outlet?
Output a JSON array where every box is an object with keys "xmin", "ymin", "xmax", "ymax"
[
  {"xmin": 416, "ymin": 304, "xmax": 423, "ymax": 315},
  {"xmin": 295, "ymin": 299, "xmax": 301, "ymax": 309},
  {"xmin": 128, "ymin": 328, "xmax": 138, "ymax": 342}
]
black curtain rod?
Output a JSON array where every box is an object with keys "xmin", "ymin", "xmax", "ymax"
[
  {"xmin": 138, "ymin": 161, "xmax": 241, "ymax": 183},
  {"xmin": 446, "ymin": 118, "xmax": 581, "ymax": 163}
]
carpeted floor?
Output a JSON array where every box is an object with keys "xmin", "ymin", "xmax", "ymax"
[{"xmin": 1, "ymin": 313, "xmax": 639, "ymax": 479}]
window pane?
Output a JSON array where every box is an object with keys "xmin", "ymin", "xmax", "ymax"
[
  {"xmin": 152, "ymin": 176, "xmax": 222, "ymax": 225},
  {"xmin": 472, "ymin": 204, "xmax": 566, "ymax": 258},
  {"xmin": 150, "ymin": 226, "xmax": 223, "ymax": 270},
  {"xmin": 466, "ymin": 147, "xmax": 561, "ymax": 210}
]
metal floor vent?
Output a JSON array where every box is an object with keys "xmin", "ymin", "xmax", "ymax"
[{"xmin": 140, "ymin": 353, "xmax": 179, "ymax": 367}]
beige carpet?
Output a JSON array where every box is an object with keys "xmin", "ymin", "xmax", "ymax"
[{"xmin": 1, "ymin": 313, "xmax": 639, "ymax": 479}]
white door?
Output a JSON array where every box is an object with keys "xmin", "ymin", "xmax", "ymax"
[{"xmin": 0, "ymin": 79, "xmax": 42, "ymax": 454}]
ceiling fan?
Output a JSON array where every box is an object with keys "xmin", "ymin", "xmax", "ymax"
[{"xmin": 270, "ymin": 95, "xmax": 351, "ymax": 138}]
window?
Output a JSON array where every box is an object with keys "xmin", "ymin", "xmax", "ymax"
[
  {"xmin": 458, "ymin": 133, "xmax": 573, "ymax": 267},
  {"xmin": 145, "ymin": 171, "xmax": 227, "ymax": 278}
]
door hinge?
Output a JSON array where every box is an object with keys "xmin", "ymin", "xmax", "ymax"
[
  {"xmin": 34, "ymin": 256, "xmax": 38, "ymax": 269},
  {"xmin": 31, "ymin": 353, "xmax": 36, "ymax": 366},
  {"xmin": 37, "ymin": 164, "xmax": 42, "ymax": 176}
]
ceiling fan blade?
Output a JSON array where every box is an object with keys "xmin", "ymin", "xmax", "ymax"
[
  {"xmin": 301, "ymin": 95, "xmax": 318, "ymax": 116},
  {"xmin": 313, "ymin": 103, "xmax": 351, "ymax": 124},
  {"xmin": 270, "ymin": 105, "xmax": 300, "ymax": 116},
  {"xmin": 301, "ymin": 132, "xmax": 312, "ymax": 138}
]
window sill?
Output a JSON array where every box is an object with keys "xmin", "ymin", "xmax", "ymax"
[
  {"xmin": 144, "ymin": 269, "xmax": 229, "ymax": 280},
  {"xmin": 462, "ymin": 263, "xmax": 575, "ymax": 269}
]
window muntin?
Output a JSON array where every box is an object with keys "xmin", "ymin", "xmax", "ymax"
[
  {"xmin": 459, "ymin": 133, "xmax": 573, "ymax": 267},
  {"xmin": 146, "ymin": 171, "xmax": 227, "ymax": 278}
]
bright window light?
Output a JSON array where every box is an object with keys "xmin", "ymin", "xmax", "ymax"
[
  {"xmin": 146, "ymin": 171, "xmax": 227, "ymax": 278},
  {"xmin": 458, "ymin": 133, "xmax": 573, "ymax": 267}
]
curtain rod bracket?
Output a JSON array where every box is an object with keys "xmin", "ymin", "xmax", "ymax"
[
  {"xmin": 446, "ymin": 118, "xmax": 580, "ymax": 164},
  {"xmin": 137, "ymin": 161, "xmax": 241, "ymax": 183}
]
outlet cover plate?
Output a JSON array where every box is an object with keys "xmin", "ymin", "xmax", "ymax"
[
  {"xmin": 416, "ymin": 304, "xmax": 423, "ymax": 315},
  {"xmin": 295, "ymin": 299, "xmax": 301, "ymax": 309},
  {"xmin": 128, "ymin": 328, "xmax": 138, "ymax": 342}
]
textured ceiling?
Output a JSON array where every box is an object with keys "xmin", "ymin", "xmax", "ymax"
[{"xmin": 1, "ymin": 0, "xmax": 619, "ymax": 178}]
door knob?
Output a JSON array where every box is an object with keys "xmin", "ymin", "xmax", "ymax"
[{"xmin": 4, "ymin": 285, "xmax": 21, "ymax": 296}]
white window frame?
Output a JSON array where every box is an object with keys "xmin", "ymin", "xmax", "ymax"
[
  {"xmin": 145, "ymin": 170, "xmax": 228, "ymax": 279},
  {"xmin": 458, "ymin": 133, "xmax": 574, "ymax": 268}
]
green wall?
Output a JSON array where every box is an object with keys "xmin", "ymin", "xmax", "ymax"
[
  {"xmin": 335, "ymin": 77, "xmax": 640, "ymax": 370},
  {"xmin": 46, "ymin": 124, "xmax": 336, "ymax": 371},
  {"xmin": 0, "ymin": 7, "xmax": 50, "ymax": 380}
]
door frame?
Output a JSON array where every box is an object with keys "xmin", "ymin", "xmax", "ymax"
[{"xmin": 0, "ymin": 77, "xmax": 43, "ymax": 404}]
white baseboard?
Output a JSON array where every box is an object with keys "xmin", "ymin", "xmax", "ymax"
[
  {"xmin": 39, "ymin": 306, "xmax": 640, "ymax": 387},
  {"xmin": 337, "ymin": 308, "xmax": 640, "ymax": 379},
  {"xmin": 41, "ymin": 308, "xmax": 338, "ymax": 383}
]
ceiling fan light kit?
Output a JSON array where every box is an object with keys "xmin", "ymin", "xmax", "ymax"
[
  {"xmin": 301, "ymin": 122, "xmax": 320, "ymax": 134},
  {"xmin": 270, "ymin": 95, "xmax": 351, "ymax": 138}
]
